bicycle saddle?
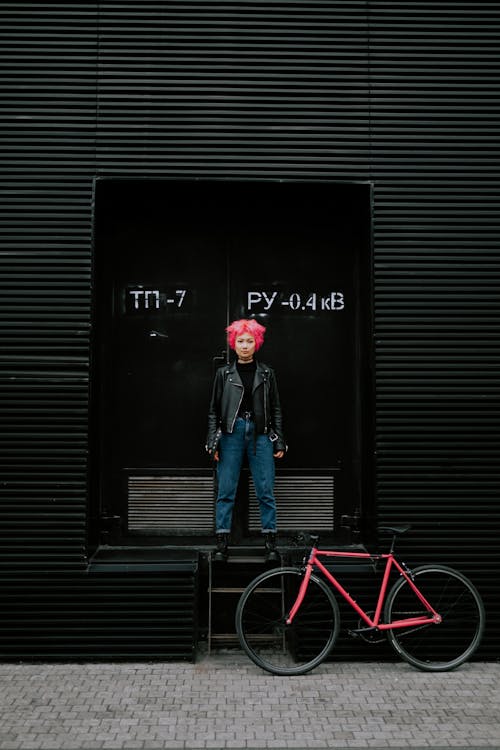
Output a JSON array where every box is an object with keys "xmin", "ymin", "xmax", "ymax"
[{"xmin": 377, "ymin": 524, "xmax": 411, "ymax": 535}]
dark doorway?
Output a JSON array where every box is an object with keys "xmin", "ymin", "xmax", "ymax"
[{"xmin": 92, "ymin": 179, "xmax": 373, "ymax": 546}]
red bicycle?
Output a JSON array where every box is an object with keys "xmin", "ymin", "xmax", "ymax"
[{"xmin": 235, "ymin": 525, "xmax": 485, "ymax": 675}]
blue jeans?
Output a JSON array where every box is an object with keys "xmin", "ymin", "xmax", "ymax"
[{"xmin": 216, "ymin": 417, "xmax": 277, "ymax": 534}]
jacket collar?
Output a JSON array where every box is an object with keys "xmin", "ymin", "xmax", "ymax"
[
  {"xmin": 226, "ymin": 358, "xmax": 267, "ymax": 371},
  {"xmin": 226, "ymin": 359, "xmax": 268, "ymax": 388}
]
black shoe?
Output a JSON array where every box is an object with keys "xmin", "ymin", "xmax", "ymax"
[
  {"xmin": 213, "ymin": 533, "xmax": 229, "ymax": 562},
  {"xmin": 264, "ymin": 532, "xmax": 279, "ymax": 563}
]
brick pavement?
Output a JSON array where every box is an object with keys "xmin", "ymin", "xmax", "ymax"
[{"xmin": 0, "ymin": 654, "xmax": 499, "ymax": 749}]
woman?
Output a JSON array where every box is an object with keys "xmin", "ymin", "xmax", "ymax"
[{"xmin": 206, "ymin": 318, "xmax": 287, "ymax": 561}]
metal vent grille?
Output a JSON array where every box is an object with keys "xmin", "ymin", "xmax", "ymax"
[
  {"xmin": 128, "ymin": 475, "xmax": 214, "ymax": 532},
  {"xmin": 249, "ymin": 475, "xmax": 334, "ymax": 531}
]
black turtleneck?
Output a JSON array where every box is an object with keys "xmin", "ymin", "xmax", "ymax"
[{"xmin": 236, "ymin": 360, "xmax": 256, "ymax": 414}]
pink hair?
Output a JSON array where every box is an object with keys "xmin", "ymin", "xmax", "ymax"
[{"xmin": 226, "ymin": 318, "xmax": 266, "ymax": 351}]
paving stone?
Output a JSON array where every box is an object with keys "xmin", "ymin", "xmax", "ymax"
[{"xmin": 0, "ymin": 660, "xmax": 499, "ymax": 748}]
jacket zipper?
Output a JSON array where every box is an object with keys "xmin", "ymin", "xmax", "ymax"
[
  {"xmin": 229, "ymin": 381, "xmax": 244, "ymax": 433},
  {"xmin": 263, "ymin": 370, "xmax": 268, "ymax": 433},
  {"xmin": 227, "ymin": 366, "xmax": 269, "ymax": 433}
]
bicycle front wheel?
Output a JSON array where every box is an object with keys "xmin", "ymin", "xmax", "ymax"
[
  {"xmin": 384, "ymin": 564, "xmax": 485, "ymax": 671},
  {"xmin": 235, "ymin": 567, "xmax": 340, "ymax": 676}
]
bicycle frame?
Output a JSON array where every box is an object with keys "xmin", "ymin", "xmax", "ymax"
[{"xmin": 286, "ymin": 547, "xmax": 442, "ymax": 630}]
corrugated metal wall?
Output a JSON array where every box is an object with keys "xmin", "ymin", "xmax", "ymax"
[
  {"xmin": 96, "ymin": 1, "xmax": 370, "ymax": 178},
  {"xmin": 371, "ymin": 3, "xmax": 500, "ymax": 653},
  {"xmin": 0, "ymin": 0, "xmax": 499, "ymax": 658},
  {"xmin": 0, "ymin": 3, "xmax": 96, "ymax": 570}
]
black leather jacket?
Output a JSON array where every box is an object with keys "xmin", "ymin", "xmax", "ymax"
[{"xmin": 206, "ymin": 359, "xmax": 286, "ymax": 454}]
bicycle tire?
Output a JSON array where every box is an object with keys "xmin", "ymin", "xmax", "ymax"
[
  {"xmin": 384, "ymin": 564, "xmax": 485, "ymax": 672},
  {"xmin": 235, "ymin": 566, "xmax": 340, "ymax": 676}
]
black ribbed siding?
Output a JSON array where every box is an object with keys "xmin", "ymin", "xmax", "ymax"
[
  {"xmin": 96, "ymin": 1, "xmax": 370, "ymax": 178},
  {"xmin": 0, "ymin": 3, "xmax": 97, "ymax": 570},
  {"xmin": 370, "ymin": 2, "xmax": 500, "ymax": 656},
  {"xmin": 371, "ymin": 3, "xmax": 500, "ymax": 659},
  {"xmin": 0, "ymin": 568, "xmax": 198, "ymax": 660},
  {"xmin": 0, "ymin": 1, "xmax": 499, "ymax": 660}
]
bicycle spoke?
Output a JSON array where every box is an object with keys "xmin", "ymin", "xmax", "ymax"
[
  {"xmin": 384, "ymin": 565, "xmax": 485, "ymax": 671},
  {"xmin": 235, "ymin": 567, "xmax": 340, "ymax": 676}
]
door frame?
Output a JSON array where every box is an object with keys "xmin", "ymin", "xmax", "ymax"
[{"xmin": 89, "ymin": 176, "xmax": 375, "ymax": 549}]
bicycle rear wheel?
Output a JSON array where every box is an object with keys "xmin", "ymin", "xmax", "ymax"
[
  {"xmin": 235, "ymin": 567, "xmax": 340, "ymax": 676},
  {"xmin": 384, "ymin": 564, "xmax": 485, "ymax": 671}
]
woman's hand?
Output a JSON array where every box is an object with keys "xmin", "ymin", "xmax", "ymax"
[{"xmin": 273, "ymin": 450, "xmax": 284, "ymax": 459}]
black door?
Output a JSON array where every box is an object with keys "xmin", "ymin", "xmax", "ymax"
[{"xmin": 92, "ymin": 179, "xmax": 372, "ymax": 544}]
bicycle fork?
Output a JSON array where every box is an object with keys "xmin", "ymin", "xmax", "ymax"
[{"xmin": 285, "ymin": 562, "xmax": 314, "ymax": 625}]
